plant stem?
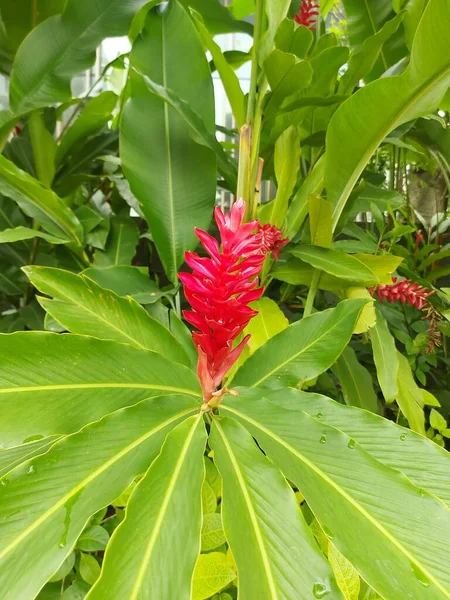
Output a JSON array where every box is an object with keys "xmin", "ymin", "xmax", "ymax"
[
  {"xmin": 303, "ymin": 270, "xmax": 321, "ymax": 317},
  {"xmin": 246, "ymin": 0, "xmax": 264, "ymax": 124}
]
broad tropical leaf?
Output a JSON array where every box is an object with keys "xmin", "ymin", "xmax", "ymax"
[
  {"xmin": 210, "ymin": 417, "xmax": 342, "ymax": 599},
  {"xmin": 121, "ymin": 0, "xmax": 216, "ymax": 282},
  {"xmin": 264, "ymin": 387, "xmax": 450, "ymax": 507},
  {"xmin": 0, "ymin": 396, "xmax": 198, "ymax": 600},
  {"xmin": 0, "ymin": 436, "xmax": 60, "ymax": 477},
  {"xmin": 81, "ymin": 266, "xmax": 165, "ymax": 305},
  {"xmin": 9, "ymin": 0, "xmax": 147, "ymax": 113},
  {"xmin": 88, "ymin": 415, "xmax": 206, "ymax": 599},
  {"xmin": 0, "ymin": 226, "xmax": 67, "ymax": 244},
  {"xmin": 369, "ymin": 308, "xmax": 399, "ymax": 402},
  {"xmin": 0, "ymin": 155, "xmax": 83, "ymax": 244},
  {"xmin": 0, "ymin": 332, "xmax": 200, "ymax": 446},
  {"xmin": 327, "ymin": 0, "xmax": 450, "ymax": 226},
  {"xmin": 221, "ymin": 393, "xmax": 450, "ymax": 600},
  {"xmin": 232, "ymin": 299, "xmax": 366, "ymax": 388},
  {"xmin": 333, "ymin": 346, "xmax": 379, "ymax": 413},
  {"xmin": 24, "ymin": 266, "xmax": 191, "ymax": 367}
]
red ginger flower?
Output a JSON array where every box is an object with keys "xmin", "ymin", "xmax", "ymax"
[
  {"xmin": 179, "ymin": 199, "xmax": 288, "ymax": 403},
  {"xmin": 369, "ymin": 277, "xmax": 434, "ymax": 311},
  {"xmin": 294, "ymin": 0, "xmax": 319, "ymax": 30}
]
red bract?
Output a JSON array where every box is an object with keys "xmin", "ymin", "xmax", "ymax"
[
  {"xmin": 369, "ymin": 278, "xmax": 434, "ymax": 311},
  {"xmin": 179, "ymin": 199, "xmax": 288, "ymax": 403},
  {"xmin": 294, "ymin": 0, "xmax": 319, "ymax": 30}
]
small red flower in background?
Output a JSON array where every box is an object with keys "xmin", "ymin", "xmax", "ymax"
[
  {"xmin": 179, "ymin": 199, "xmax": 288, "ymax": 403},
  {"xmin": 415, "ymin": 230, "xmax": 424, "ymax": 251},
  {"xmin": 369, "ymin": 277, "xmax": 434, "ymax": 311},
  {"xmin": 294, "ymin": 0, "xmax": 320, "ymax": 30}
]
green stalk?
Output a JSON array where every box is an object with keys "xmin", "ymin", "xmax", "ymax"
[{"xmin": 303, "ymin": 270, "xmax": 321, "ymax": 317}]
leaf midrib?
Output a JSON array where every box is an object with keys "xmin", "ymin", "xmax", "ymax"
[
  {"xmin": 214, "ymin": 421, "xmax": 279, "ymax": 600},
  {"xmin": 0, "ymin": 406, "xmax": 197, "ymax": 562},
  {"xmin": 293, "ymin": 247, "xmax": 375, "ymax": 282},
  {"xmin": 128, "ymin": 414, "xmax": 203, "ymax": 599},
  {"xmin": 0, "ymin": 382, "xmax": 201, "ymax": 398},
  {"xmin": 222, "ymin": 404, "xmax": 450, "ymax": 599}
]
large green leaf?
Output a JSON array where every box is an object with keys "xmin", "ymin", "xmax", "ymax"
[
  {"xmin": 396, "ymin": 351, "xmax": 426, "ymax": 435},
  {"xmin": 0, "ymin": 436, "xmax": 60, "ymax": 477},
  {"xmin": 210, "ymin": 417, "xmax": 342, "ymax": 600},
  {"xmin": 9, "ymin": 0, "xmax": 147, "ymax": 113},
  {"xmin": 369, "ymin": 308, "xmax": 399, "ymax": 402},
  {"xmin": 81, "ymin": 266, "xmax": 165, "ymax": 304},
  {"xmin": 285, "ymin": 155, "xmax": 324, "ymax": 239},
  {"xmin": 221, "ymin": 394, "xmax": 450, "ymax": 600},
  {"xmin": 327, "ymin": 0, "xmax": 450, "ymax": 226},
  {"xmin": 121, "ymin": 1, "xmax": 216, "ymax": 283},
  {"xmin": 290, "ymin": 245, "xmax": 380, "ymax": 284},
  {"xmin": 333, "ymin": 346, "xmax": 379, "ymax": 413},
  {"xmin": 0, "ymin": 155, "xmax": 83, "ymax": 244},
  {"xmin": 0, "ymin": 396, "xmax": 198, "ymax": 600},
  {"xmin": 265, "ymin": 387, "xmax": 450, "ymax": 507},
  {"xmin": 88, "ymin": 415, "xmax": 206, "ymax": 599},
  {"xmin": 0, "ymin": 332, "xmax": 200, "ymax": 446},
  {"xmin": 93, "ymin": 215, "xmax": 138, "ymax": 267},
  {"xmin": 179, "ymin": 0, "xmax": 253, "ymax": 35},
  {"xmin": 24, "ymin": 266, "xmax": 191, "ymax": 367},
  {"xmin": 232, "ymin": 299, "xmax": 366, "ymax": 388},
  {"xmin": 0, "ymin": 226, "xmax": 68, "ymax": 244}
]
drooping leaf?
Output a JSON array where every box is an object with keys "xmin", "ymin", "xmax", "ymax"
[
  {"xmin": 0, "ymin": 396, "xmax": 198, "ymax": 600},
  {"xmin": 179, "ymin": 0, "xmax": 252, "ymax": 35},
  {"xmin": 0, "ymin": 332, "xmax": 200, "ymax": 446},
  {"xmin": 327, "ymin": 0, "xmax": 450, "ymax": 226},
  {"xmin": 210, "ymin": 417, "xmax": 342, "ymax": 599},
  {"xmin": 396, "ymin": 352, "xmax": 426, "ymax": 435},
  {"xmin": 0, "ymin": 155, "xmax": 83, "ymax": 244},
  {"xmin": 24, "ymin": 266, "xmax": 191, "ymax": 367},
  {"xmin": 81, "ymin": 266, "xmax": 165, "ymax": 304},
  {"xmin": 87, "ymin": 415, "xmax": 206, "ymax": 600},
  {"xmin": 285, "ymin": 155, "xmax": 324, "ymax": 239},
  {"xmin": 333, "ymin": 346, "xmax": 380, "ymax": 413},
  {"xmin": 369, "ymin": 308, "xmax": 399, "ymax": 402},
  {"xmin": 121, "ymin": 1, "xmax": 216, "ymax": 282},
  {"xmin": 0, "ymin": 226, "xmax": 68, "ymax": 244},
  {"xmin": 265, "ymin": 387, "xmax": 450, "ymax": 507},
  {"xmin": 232, "ymin": 299, "xmax": 367, "ymax": 388},
  {"xmin": 328, "ymin": 543, "xmax": 360, "ymax": 600},
  {"xmin": 9, "ymin": 0, "xmax": 147, "ymax": 113},
  {"xmin": 221, "ymin": 393, "xmax": 450, "ymax": 600}
]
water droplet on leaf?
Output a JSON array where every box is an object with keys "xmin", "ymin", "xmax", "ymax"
[
  {"xmin": 348, "ymin": 439, "xmax": 356, "ymax": 449},
  {"xmin": 319, "ymin": 435, "xmax": 327, "ymax": 444},
  {"xmin": 316, "ymin": 412, "xmax": 323, "ymax": 419},
  {"xmin": 410, "ymin": 563, "xmax": 429, "ymax": 587},
  {"xmin": 400, "ymin": 433, "xmax": 407, "ymax": 441},
  {"xmin": 27, "ymin": 464, "xmax": 36, "ymax": 475},
  {"xmin": 313, "ymin": 582, "xmax": 330, "ymax": 598},
  {"xmin": 0, "ymin": 478, "xmax": 8, "ymax": 488}
]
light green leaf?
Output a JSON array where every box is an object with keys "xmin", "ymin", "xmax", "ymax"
[
  {"xmin": 245, "ymin": 297, "xmax": 289, "ymax": 353},
  {"xmin": 192, "ymin": 552, "xmax": 236, "ymax": 600},
  {"xmin": 81, "ymin": 266, "xmax": 164, "ymax": 306},
  {"xmin": 333, "ymin": 346, "xmax": 379, "ymax": 413},
  {"xmin": 396, "ymin": 352, "xmax": 426, "ymax": 435},
  {"xmin": 329, "ymin": 542, "xmax": 360, "ymax": 600},
  {"xmin": 210, "ymin": 418, "xmax": 342, "ymax": 599},
  {"xmin": 201, "ymin": 513, "xmax": 226, "ymax": 552},
  {"xmin": 56, "ymin": 92, "xmax": 117, "ymax": 166},
  {"xmin": 0, "ymin": 155, "xmax": 83, "ymax": 244},
  {"xmin": 327, "ymin": 0, "xmax": 450, "ymax": 227},
  {"xmin": 179, "ymin": 0, "xmax": 253, "ymax": 35},
  {"xmin": 49, "ymin": 552, "xmax": 75, "ymax": 583},
  {"xmin": 222, "ymin": 393, "xmax": 450, "ymax": 600},
  {"xmin": 403, "ymin": 0, "xmax": 429, "ymax": 49},
  {"xmin": 259, "ymin": 0, "xmax": 291, "ymax": 63},
  {"xmin": 121, "ymin": 0, "xmax": 216, "ymax": 283},
  {"xmin": 290, "ymin": 245, "xmax": 380, "ymax": 284},
  {"xmin": 430, "ymin": 409, "xmax": 447, "ymax": 432},
  {"xmin": 285, "ymin": 155, "xmax": 324, "ymax": 239},
  {"xmin": 24, "ymin": 266, "xmax": 191, "ymax": 367},
  {"xmin": 232, "ymin": 299, "xmax": 367, "ymax": 388},
  {"xmin": 0, "ymin": 332, "xmax": 200, "ymax": 447},
  {"xmin": 202, "ymin": 480, "xmax": 217, "ymax": 515},
  {"xmin": 79, "ymin": 553, "xmax": 100, "ymax": 586},
  {"xmin": 76, "ymin": 526, "xmax": 109, "ymax": 552},
  {"xmin": 0, "ymin": 436, "xmax": 60, "ymax": 478},
  {"xmin": 0, "ymin": 226, "xmax": 68, "ymax": 244},
  {"xmin": 87, "ymin": 415, "xmax": 206, "ymax": 600},
  {"xmin": 369, "ymin": 308, "xmax": 399, "ymax": 402},
  {"xmin": 275, "ymin": 19, "xmax": 314, "ymax": 59},
  {"xmin": 94, "ymin": 216, "xmax": 138, "ymax": 267},
  {"xmin": 28, "ymin": 110, "xmax": 57, "ymax": 187},
  {"xmin": 309, "ymin": 195, "xmax": 333, "ymax": 248},
  {"xmin": 9, "ymin": 0, "xmax": 147, "ymax": 113},
  {"xmin": 264, "ymin": 51, "xmax": 313, "ymax": 117},
  {"xmin": 0, "ymin": 396, "xmax": 198, "ymax": 599},
  {"xmin": 345, "ymin": 287, "xmax": 376, "ymax": 334}
]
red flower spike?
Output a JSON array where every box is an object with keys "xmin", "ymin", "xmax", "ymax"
[
  {"xmin": 294, "ymin": 0, "xmax": 320, "ymax": 30},
  {"xmin": 369, "ymin": 279, "xmax": 434, "ymax": 311},
  {"xmin": 179, "ymin": 199, "xmax": 288, "ymax": 403}
]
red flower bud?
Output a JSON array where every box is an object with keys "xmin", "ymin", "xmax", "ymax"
[
  {"xmin": 294, "ymin": 0, "xmax": 320, "ymax": 30},
  {"xmin": 369, "ymin": 278, "xmax": 434, "ymax": 311},
  {"xmin": 179, "ymin": 199, "xmax": 288, "ymax": 402}
]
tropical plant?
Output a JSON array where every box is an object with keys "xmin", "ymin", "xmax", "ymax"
[{"xmin": 0, "ymin": 0, "xmax": 450, "ymax": 599}]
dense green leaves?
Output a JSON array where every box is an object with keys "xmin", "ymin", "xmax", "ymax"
[
  {"xmin": 327, "ymin": 0, "xmax": 450, "ymax": 225},
  {"xmin": 222, "ymin": 393, "xmax": 450, "ymax": 600},
  {"xmin": 0, "ymin": 396, "xmax": 198, "ymax": 600},
  {"xmin": 88, "ymin": 415, "xmax": 206, "ymax": 599},
  {"xmin": 232, "ymin": 299, "xmax": 367, "ymax": 388},
  {"xmin": 9, "ymin": 0, "xmax": 147, "ymax": 113},
  {"xmin": 210, "ymin": 418, "xmax": 341, "ymax": 599},
  {"xmin": 369, "ymin": 309, "xmax": 399, "ymax": 402},
  {"xmin": 121, "ymin": 0, "xmax": 216, "ymax": 282},
  {"xmin": 24, "ymin": 266, "xmax": 191, "ymax": 366},
  {"xmin": 0, "ymin": 156, "xmax": 83, "ymax": 244},
  {"xmin": 0, "ymin": 332, "xmax": 200, "ymax": 446}
]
